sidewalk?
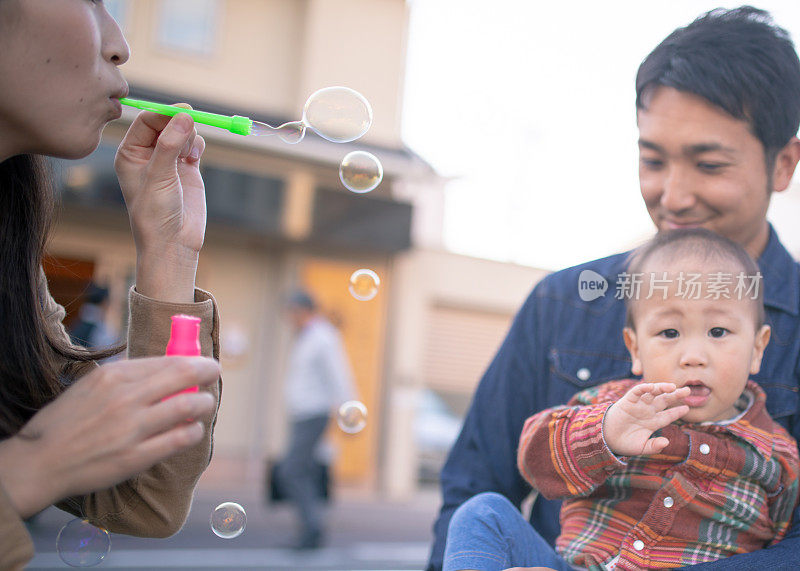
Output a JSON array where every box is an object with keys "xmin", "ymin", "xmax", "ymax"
[{"xmin": 27, "ymin": 464, "xmax": 442, "ymax": 570}]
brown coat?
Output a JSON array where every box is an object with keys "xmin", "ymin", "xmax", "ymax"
[{"xmin": 0, "ymin": 281, "xmax": 222, "ymax": 569}]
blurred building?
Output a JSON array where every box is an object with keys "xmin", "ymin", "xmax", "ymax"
[{"xmin": 45, "ymin": 0, "xmax": 548, "ymax": 499}]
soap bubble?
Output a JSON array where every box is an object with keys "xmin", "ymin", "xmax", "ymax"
[
  {"xmin": 303, "ymin": 86, "xmax": 372, "ymax": 143},
  {"xmin": 56, "ymin": 518, "xmax": 110, "ymax": 567},
  {"xmin": 339, "ymin": 151, "xmax": 383, "ymax": 193},
  {"xmin": 210, "ymin": 502, "xmax": 247, "ymax": 539},
  {"xmin": 349, "ymin": 269, "xmax": 380, "ymax": 301},
  {"xmin": 337, "ymin": 400, "xmax": 368, "ymax": 434}
]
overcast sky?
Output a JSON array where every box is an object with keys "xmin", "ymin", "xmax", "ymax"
[{"xmin": 402, "ymin": 1, "xmax": 800, "ymax": 270}]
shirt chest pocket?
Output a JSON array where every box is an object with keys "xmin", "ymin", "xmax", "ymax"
[{"xmin": 549, "ymin": 347, "xmax": 633, "ymax": 390}]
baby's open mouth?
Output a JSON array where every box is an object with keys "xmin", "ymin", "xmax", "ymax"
[
  {"xmin": 683, "ymin": 381, "xmax": 711, "ymax": 406},
  {"xmin": 685, "ymin": 380, "xmax": 711, "ymax": 395}
]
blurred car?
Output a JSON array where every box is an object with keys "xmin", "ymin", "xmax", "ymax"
[{"xmin": 414, "ymin": 389, "xmax": 464, "ymax": 482}]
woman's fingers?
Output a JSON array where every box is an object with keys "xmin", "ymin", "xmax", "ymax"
[
  {"xmin": 184, "ymin": 134, "xmax": 205, "ymax": 163},
  {"xmin": 149, "ymin": 114, "xmax": 195, "ymax": 180},
  {"xmin": 116, "ymin": 111, "xmax": 172, "ymax": 158},
  {"xmin": 138, "ymin": 357, "xmax": 220, "ymax": 404},
  {"xmin": 172, "ymin": 103, "xmax": 198, "ymax": 160},
  {"xmin": 89, "ymin": 356, "xmax": 219, "ymax": 402},
  {"xmin": 138, "ymin": 391, "xmax": 216, "ymax": 441},
  {"xmin": 115, "ymin": 103, "xmax": 197, "ymax": 170},
  {"xmin": 134, "ymin": 421, "xmax": 207, "ymax": 467},
  {"xmin": 9, "ymin": 357, "xmax": 220, "ymax": 504}
]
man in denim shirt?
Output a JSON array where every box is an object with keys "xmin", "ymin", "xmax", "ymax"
[{"xmin": 428, "ymin": 7, "xmax": 800, "ymax": 570}]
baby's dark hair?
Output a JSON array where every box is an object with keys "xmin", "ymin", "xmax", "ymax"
[{"xmin": 624, "ymin": 228, "xmax": 764, "ymax": 329}]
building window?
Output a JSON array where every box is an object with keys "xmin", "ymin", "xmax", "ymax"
[
  {"xmin": 157, "ymin": 0, "xmax": 218, "ymax": 56},
  {"xmin": 105, "ymin": 0, "xmax": 129, "ymax": 29}
]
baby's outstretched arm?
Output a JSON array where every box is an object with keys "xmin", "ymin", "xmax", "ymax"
[{"xmin": 603, "ymin": 382, "xmax": 690, "ymax": 457}]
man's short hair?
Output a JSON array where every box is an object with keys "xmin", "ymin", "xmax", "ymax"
[{"xmin": 636, "ymin": 6, "xmax": 800, "ymax": 164}]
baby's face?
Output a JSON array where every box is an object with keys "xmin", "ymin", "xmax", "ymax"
[{"xmin": 624, "ymin": 260, "xmax": 770, "ymax": 423}]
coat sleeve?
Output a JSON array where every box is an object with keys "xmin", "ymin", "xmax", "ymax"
[
  {"xmin": 53, "ymin": 285, "xmax": 223, "ymax": 538},
  {"xmin": 517, "ymin": 381, "xmax": 631, "ymax": 500}
]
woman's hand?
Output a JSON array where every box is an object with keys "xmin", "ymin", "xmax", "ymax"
[
  {"xmin": 114, "ymin": 105, "xmax": 207, "ymax": 303},
  {"xmin": 0, "ymin": 356, "xmax": 219, "ymax": 519},
  {"xmin": 603, "ymin": 382, "xmax": 690, "ymax": 457}
]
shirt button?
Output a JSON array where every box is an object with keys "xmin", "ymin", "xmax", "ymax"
[
  {"xmin": 633, "ymin": 540, "xmax": 644, "ymax": 551},
  {"xmin": 699, "ymin": 443, "xmax": 711, "ymax": 455},
  {"xmin": 663, "ymin": 496, "xmax": 674, "ymax": 508},
  {"xmin": 577, "ymin": 368, "xmax": 591, "ymax": 381}
]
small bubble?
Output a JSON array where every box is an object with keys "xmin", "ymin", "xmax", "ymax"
[
  {"xmin": 337, "ymin": 400, "xmax": 368, "ymax": 434},
  {"xmin": 302, "ymin": 86, "xmax": 372, "ymax": 143},
  {"xmin": 56, "ymin": 518, "xmax": 110, "ymax": 567},
  {"xmin": 339, "ymin": 151, "xmax": 383, "ymax": 193},
  {"xmin": 349, "ymin": 269, "xmax": 380, "ymax": 301},
  {"xmin": 210, "ymin": 502, "xmax": 247, "ymax": 539}
]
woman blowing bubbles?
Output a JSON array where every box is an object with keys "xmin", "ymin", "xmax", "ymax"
[{"xmin": 0, "ymin": 1, "xmax": 223, "ymax": 567}]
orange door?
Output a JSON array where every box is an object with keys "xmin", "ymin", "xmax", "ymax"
[{"xmin": 301, "ymin": 257, "xmax": 388, "ymax": 488}]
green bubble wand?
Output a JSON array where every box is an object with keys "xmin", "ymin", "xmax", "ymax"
[{"xmin": 119, "ymin": 97, "xmax": 306, "ymax": 143}]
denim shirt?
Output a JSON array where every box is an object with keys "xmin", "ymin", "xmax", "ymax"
[{"xmin": 428, "ymin": 225, "xmax": 800, "ymax": 571}]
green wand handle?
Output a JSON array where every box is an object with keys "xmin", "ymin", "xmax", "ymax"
[{"xmin": 120, "ymin": 97, "xmax": 253, "ymax": 136}]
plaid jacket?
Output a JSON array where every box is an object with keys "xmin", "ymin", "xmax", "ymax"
[{"xmin": 517, "ymin": 379, "xmax": 800, "ymax": 570}]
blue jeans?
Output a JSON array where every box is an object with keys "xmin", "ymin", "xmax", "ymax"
[{"xmin": 443, "ymin": 492, "xmax": 574, "ymax": 571}]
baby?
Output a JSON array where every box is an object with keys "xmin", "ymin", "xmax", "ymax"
[{"xmin": 443, "ymin": 228, "xmax": 800, "ymax": 571}]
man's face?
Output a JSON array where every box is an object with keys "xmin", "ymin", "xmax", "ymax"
[{"xmin": 637, "ymin": 87, "xmax": 773, "ymax": 259}]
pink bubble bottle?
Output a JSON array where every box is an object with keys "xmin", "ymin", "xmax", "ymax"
[{"xmin": 166, "ymin": 314, "xmax": 201, "ymax": 396}]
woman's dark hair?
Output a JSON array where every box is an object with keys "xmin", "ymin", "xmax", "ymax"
[
  {"xmin": 636, "ymin": 6, "xmax": 800, "ymax": 168},
  {"xmin": 0, "ymin": 154, "xmax": 123, "ymax": 439}
]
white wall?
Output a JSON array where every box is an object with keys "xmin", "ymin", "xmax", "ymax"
[{"xmin": 382, "ymin": 248, "xmax": 548, "ymax": 498}]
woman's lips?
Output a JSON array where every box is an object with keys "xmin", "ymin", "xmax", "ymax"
[
  {"xmin": 683, "ymin": 382, "xmax": 711, "ymax": 407},
  {"xmin": 110, "ymin": 98, "xmax": 122, "ymax": 119}
]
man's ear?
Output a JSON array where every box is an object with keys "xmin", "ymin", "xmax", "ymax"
[
  {"xmin": 623, "ymin": 327, "xmax": 643, "ymax": 376},
  {"xmin": 750, "ymin": 324, "xmax": 771, "ymax": 375},
  {"xmin": 771, "ymin": 137, "xmax": 800, "ymax": 193}
]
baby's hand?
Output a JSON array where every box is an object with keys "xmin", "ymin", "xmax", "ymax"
[{"xmin": 603, "ymin": 382, "xmax": 690, "ymax": 457}]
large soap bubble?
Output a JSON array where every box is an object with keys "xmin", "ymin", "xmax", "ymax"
[{"xmin": 303, "ymin": 87, "xmax": 373, "ymax": 143}]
